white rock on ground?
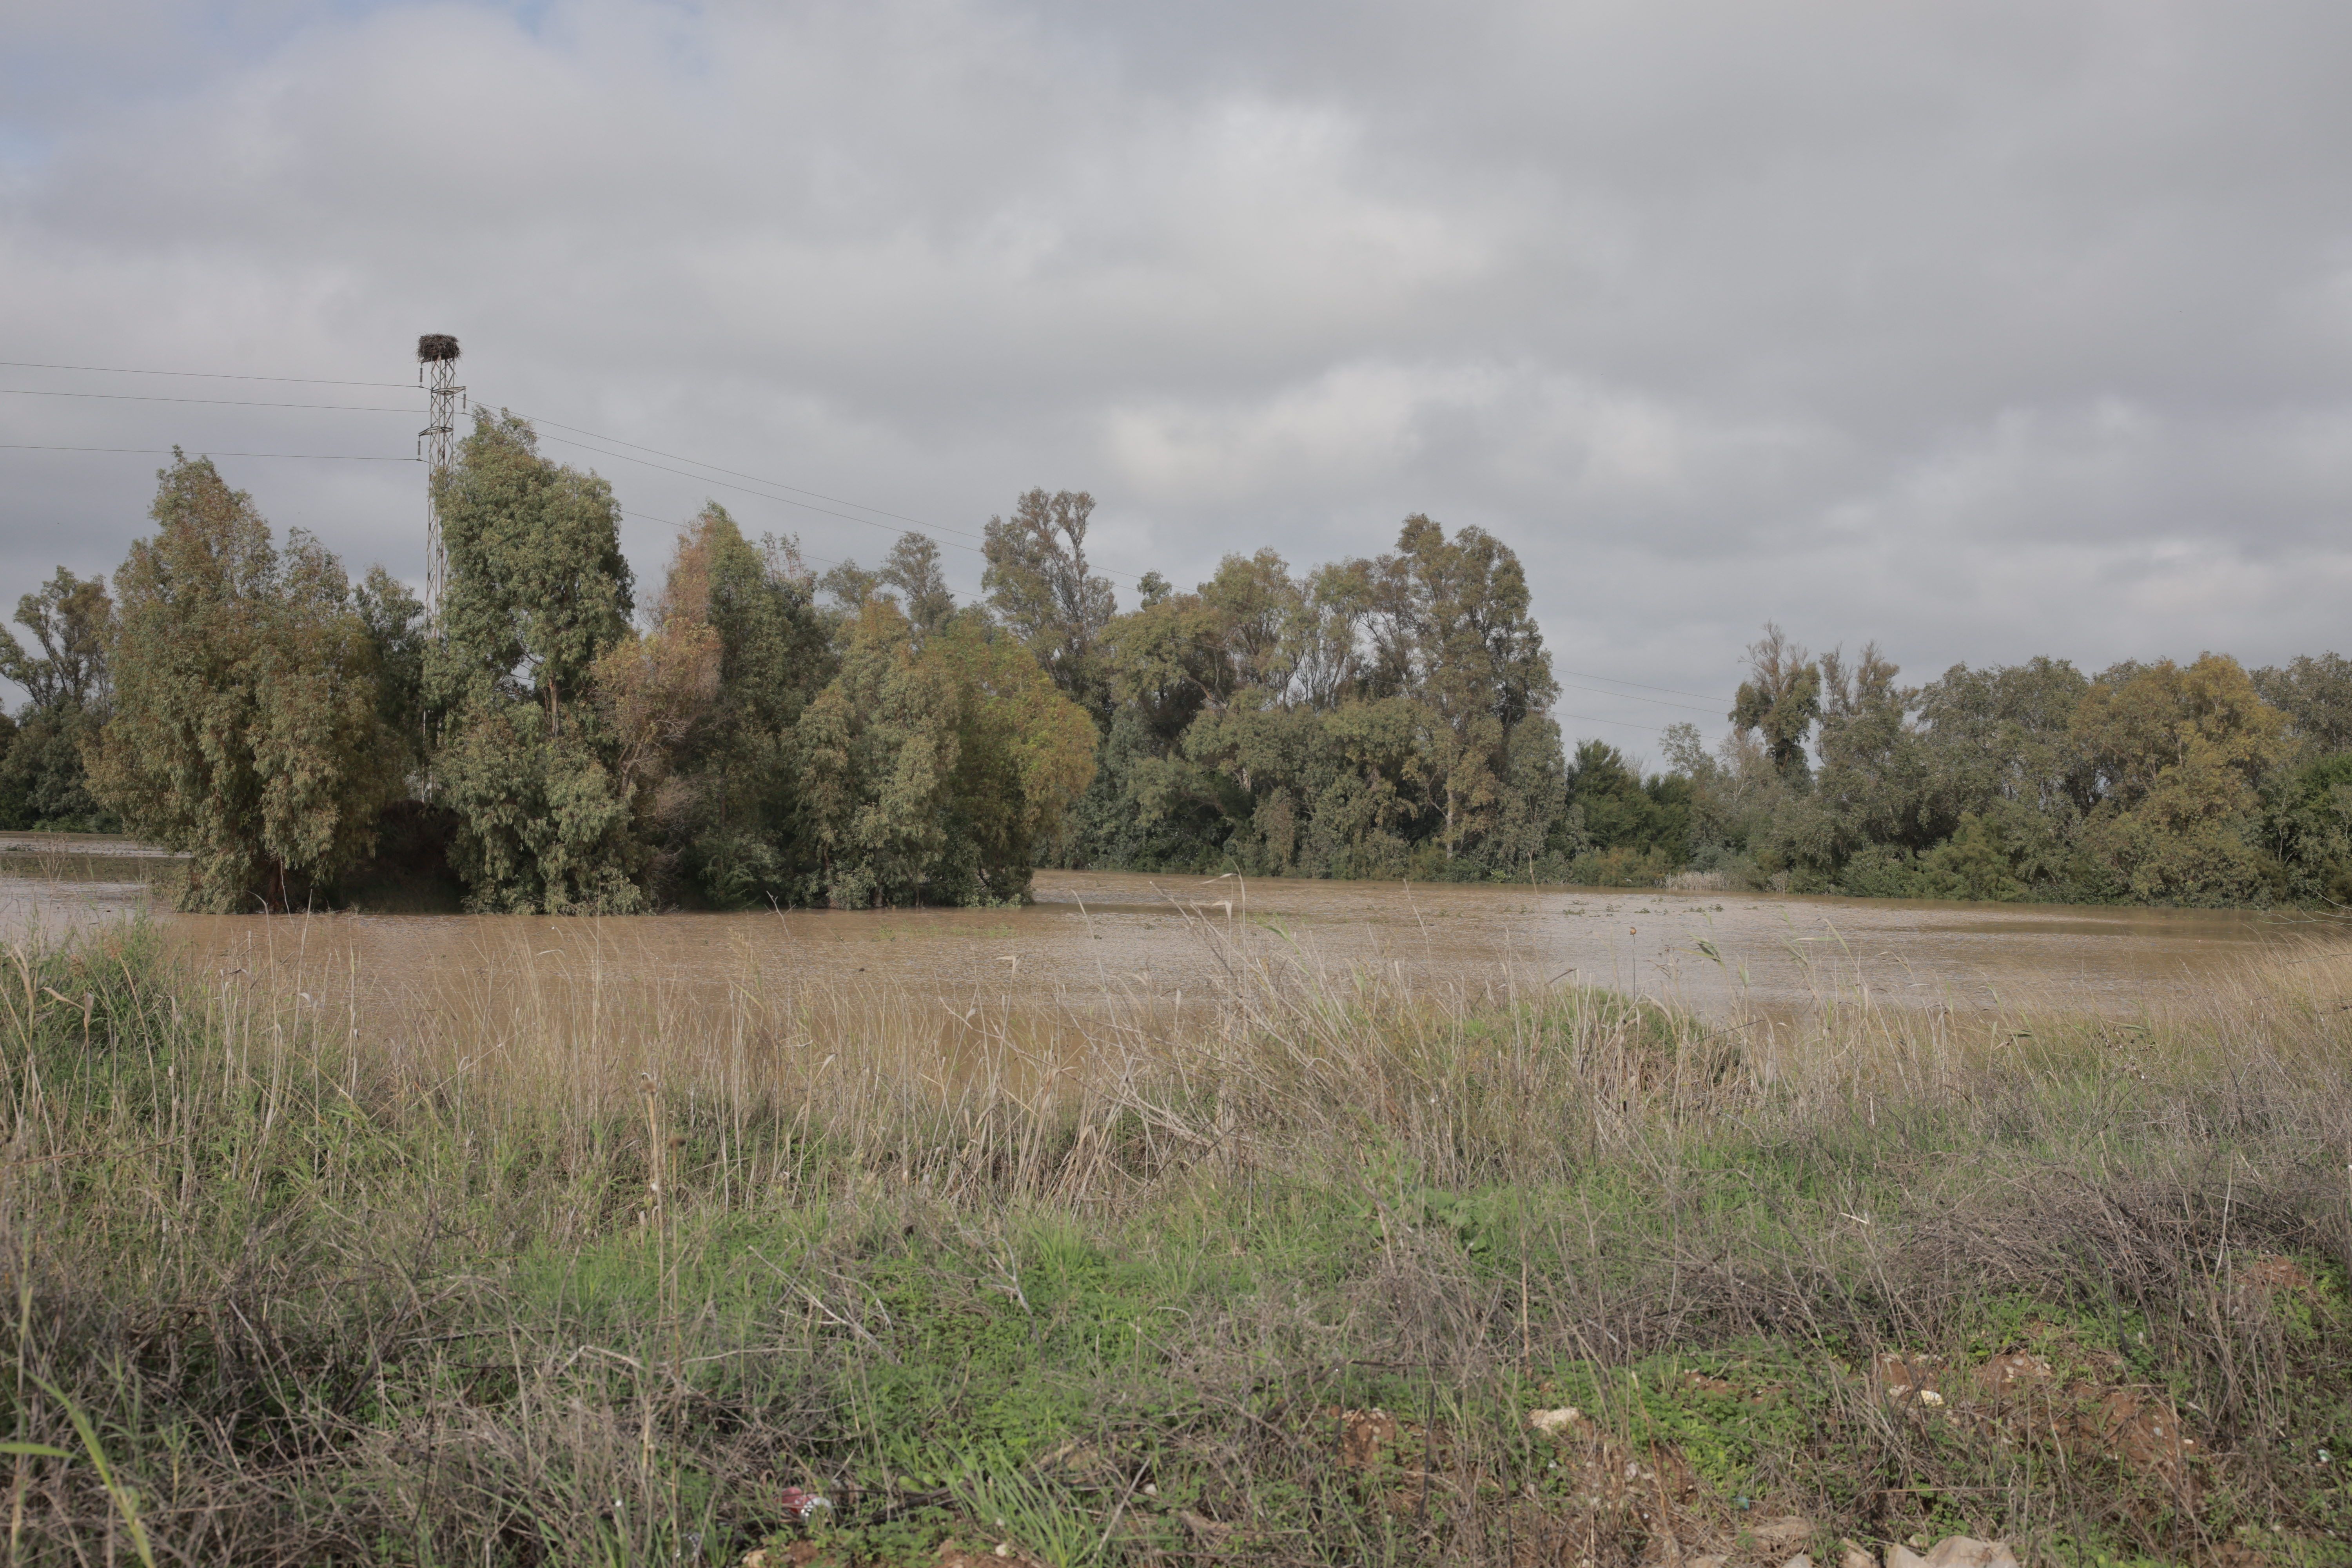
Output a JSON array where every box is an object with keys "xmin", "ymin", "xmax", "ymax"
[{"xmin": 1884, "ymin": 1539, "xmax": 2020, "ymax": 1568}]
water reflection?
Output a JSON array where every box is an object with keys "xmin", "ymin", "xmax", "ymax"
[{"xmin": 0, "ymin": 839, "xmax": 177, "ymax": 934}]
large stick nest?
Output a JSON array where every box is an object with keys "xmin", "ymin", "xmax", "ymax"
[{"xmin": 416, "ymin": 334, "xmax": 461, "ymax": 363}]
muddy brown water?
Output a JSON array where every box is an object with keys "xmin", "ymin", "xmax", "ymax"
[
  {"xmin": 0, "ymin": 841, "xmax": 172, "ymax": 935},
  {"xmin": 101, "ymin": 869, "xmax": 2345, "ymax": 1025}
]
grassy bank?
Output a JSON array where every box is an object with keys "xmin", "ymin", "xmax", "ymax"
[{"xmin": 0, "ymin": 913, "xmax": 2347, "ymax": 1565}]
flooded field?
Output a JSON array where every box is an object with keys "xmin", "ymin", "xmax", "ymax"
[
  {"xmin": 3, "ymin": 828, "xmax": 2337, "ymax": 1029},
  {"xmin": 147, "ymin": 867, "xmax": 2347, "ymax": 1029},
  {"xmin": 0, "ymin": 835, "xmax": 175, "ymax": 933}
]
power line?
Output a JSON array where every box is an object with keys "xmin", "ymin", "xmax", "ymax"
[
  {"xmin": 508, "ymin": 408, "xmax": 988, "ymax": 546},
  {"xmin": 1555, "ymin": 677, "xmax": 1724, "ymax": 716},
  {"xmin": 496, "ymin": 400, "xmax": 1151, "ymax": 588},
  {"xmin": 1554, "ymin": 667, "xmax": 1735, "ymax": 706},
  {"xmin": 1553, "ymin": 710, "xmax": 1670, "ymax": 735},
  {"xmin": 0, "ymin": 358, "xmax": 417, "ymax": 389},
  {"xmin": 528, "ymin": 428, "xmax": 994, "ymax": 559},
  {"xmin": 2, "ymin": 357, "xmax": 1741, "ymax": 713},
  {"xmin": 0, "ymin": 443, "xmax": 421, "ymax": 461},
  {"xmin": 0, "ymin": 387, "xmax": 419, "ymax": 413}
]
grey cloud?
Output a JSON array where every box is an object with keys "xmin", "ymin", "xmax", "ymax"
[{"xmin": 2, "ymin": 0, "xmax": 2348, "ymax": 742}]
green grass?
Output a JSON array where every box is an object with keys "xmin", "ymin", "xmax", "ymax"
[{"xmin": 0, "ymin": 917, "xmax": 2347, "ymax": 1564}]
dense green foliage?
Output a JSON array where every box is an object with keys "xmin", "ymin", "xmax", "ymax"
[
  {"xmin": 58, "ymin": 424, "xmax": 1103, "ymax": 911},
  {"xmin": 87, "ymin": 454, "xmax": 407, "ymax": 909},
  {"xmin": 25, "ymin": 423, "xmax": 2352, "ymax": 908},
  {"xmin": 0, "ymin": 565, "xmax": 117, "ymax": 831},
  {"xmin": 1050, "ymin": 514, "xmax": 1570, "ymax": 882},
  {"xmin": 425, "ymin": 414, "xmax": 649, "ymax": 913},
  {"xmin": 1639, "ymin": 634, "xmax": 2352, "ymax": 905},
  {"xmin": 1043, "ymin": 548, "xmax": 2352, "ymax": 908}
]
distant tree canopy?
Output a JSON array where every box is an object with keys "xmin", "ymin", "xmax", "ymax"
[
  {"xmin": 0, "ymin": 566, "xmax": 117, "ymax": 831},
  {"xmin": 32, "ymin": 415, "xmax": 2352, "ymax": 912},
  {"xmin": 1657, "ymin": 635, "xmax": 2350, "ymax": 908}
]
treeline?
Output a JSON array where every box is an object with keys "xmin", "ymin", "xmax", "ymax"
[
  {"xmin": 9, "ymin": 413, "xmax": 2349, "ymax": 911},
  {"xmin": 1613, "ymin": 630, "xmax": 2352, "ymax": 907},
  {"xmin": 37, "ymin": 420, "xmax": 1097, "ymax": 912}
]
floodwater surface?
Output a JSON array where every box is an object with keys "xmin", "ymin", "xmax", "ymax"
[
  {"xmin": 155, "ymin": 869, "xmax": 2348, "ymax": 1027},
  {"xmin": 0, "ymin": 836, "xmax": 178, "ymax": 934}
]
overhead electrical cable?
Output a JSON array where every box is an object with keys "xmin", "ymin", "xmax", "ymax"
[
  {"xmin": 0, "ymin": 387, "xmax": 419, "ymax": 413},
  {"xmin": 1551, "ymin": 711, "xmax": 1669, "ymax": 735},
  {"xmin": 0, "ymin": 358, "xmax": 418, "ymax": 388},
  {"xmin": 495, "ymin": 399, "xmax": 1149, "ymax": 587},
  {"xmin": 503, "ymin": 408, "xmax": 989, "ymax": 545},
  {"xmin": 0, "ymin": 359, "xmax": 1743, "ymax": 724},
  {"xmin": 1553, "ymin": 668, "xmax": 1735, "ymax": 706},
  {"xmin": 1553, "ymin": 679, "xmax": 1725, "ymax": 716},
  {"xmin": 0, "ymin": 443, "xmax": 421, "ymax": 461},
  {"xmin": 528, "ymin": 429, "xmax": 993, "ymax": 559}
]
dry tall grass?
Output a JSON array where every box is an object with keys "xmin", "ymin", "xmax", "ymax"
[{"xmin": 0, "ymin": 905, "xmax": 2347, "ymax": 1564}]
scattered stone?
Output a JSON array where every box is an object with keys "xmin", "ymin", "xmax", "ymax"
[
  {"xmin": 932, "ymin": 1541, "xmax": 1048, "ymax": 1568},
  {"xmin": 1529, "ymin": 1406, "xmax": 1583, "ymax": 1436},
  {"xmin": 1840, "ymin": 1541, "xmax": 1878, "ymax": 1568},
  {"xmin": 1336, "ymin": 1407, "xmax": 1405, "ymax": 1468},
  {"xmin": 1886, "ymin": 1537, "xmax": 2018, "ymax": 1568},
  {"xmin": 1745, "ymin": 1515, "xmax": 1813, "ymax": 1546},
  {"xmin": 1874, "ymin": 1352, "xmax": 1944, "ymax": 1404},
  {"xmin": 1177, "ymin": 1509, "xmax": 1234, "ymax": 1545},
  {"xmin": 1876, "ymin": 1343, "xmax": 2198, "ymax": 1491},
  {"xmin": 740, "ymin": 1549, "xmax": 822, "ymax": 1568},
  {"xmin": 1034, "ymin": 1438, "xmax": 1116, "ymax": 1479},
  {"xmin": 1780, "ymin": 1555, "xmax": 1814, "ymax": 1568}
]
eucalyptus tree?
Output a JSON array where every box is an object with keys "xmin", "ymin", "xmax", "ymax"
[
  {"xmin": 982, "ymin": 488, "xmax": 1118, "ymax": 720},
  {"xmin": 91, "ymin": 454, "xmax": 402, "ymax": 909},
  {"xmin": 426, "ymin": 411, "xmax": 642, "ymax": 913}
]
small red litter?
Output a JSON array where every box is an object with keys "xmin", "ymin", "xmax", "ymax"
[{"xmin": 777, "ymin": 1485, "xmax": 831, "ymax": 1522}]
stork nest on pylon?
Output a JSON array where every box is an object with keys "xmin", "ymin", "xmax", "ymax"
[{"xmin": 416, "ymin": 334, "xmax": 461, "ymax": 363}]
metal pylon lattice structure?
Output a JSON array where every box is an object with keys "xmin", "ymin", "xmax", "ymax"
[{"xmin": 416, "ymin": 334, "xmax": 465, "ymax": 612}]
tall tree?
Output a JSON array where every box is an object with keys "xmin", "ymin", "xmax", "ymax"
[
  {"xmin": 1, "ymin": 569, "xmax": 113, "ymax": 713},
  {"xmin": 982, "ymin": 488, "xmax": 1117, "ymax": 719},
  {"xmin": 1812, "ymin": 642, "xmax": 1929, "ymax": 850},
  {"xmin": 1198, "ymin": 549, "xmax": 1301, "ymax": 699},
  {"xmin": 2071, "ymin": 654, "xmax": 2287, "ymax": 904},
  {"xmin": 1729, "ymin": 624, "xmax": 1821, "ymax": 779},
  {"xmin": 2252, "ymin": 652, "xmax": 2352, "ymax": 756},
  {"xmin": 880, "ymin": 533, "xmax": 957, "ymax": 635},
  {"xmin": 356, "ymin": 566, "xmax": 428, "ymax": 779},
  {"xmin": 1363, "ymin": 516, "xmax": 1559, "ymax": 862},
  {"xmin": 427, "ymin": 412, "xmax": 643, "ymax": 913},
  {"xmin": 0, "ymin": 568, "xmax": 117, "ymax": 831},
  {"xmin": 793, "ymin": 601, "xmax": 1094, "ymax": 905},
  {"xmin": 657, "ymin": 506, "xmax": 834, "ymax": 904},
  {"xmin": 1287, "ymin": 561, "xmax": 1374, "ymax": 712},
  {"xmin": 90, "ymin": 454, "xmax": 402, "ymax": 909}
]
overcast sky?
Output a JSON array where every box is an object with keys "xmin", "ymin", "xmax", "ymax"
[{"xmin": 4, "ymin": 0, "xmax": 2348, "ymax": 751}]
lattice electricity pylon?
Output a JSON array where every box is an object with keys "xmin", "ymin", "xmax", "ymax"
[{"xmin": 416, "ymin": 333, "xmax": 465, "ymax": 612}]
